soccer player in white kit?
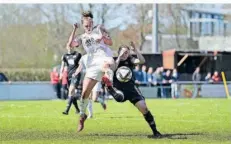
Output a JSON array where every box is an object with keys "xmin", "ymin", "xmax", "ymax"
[
  {"xmin": 73, "ymin": 53, "xmax": 107, "ymax": 119},
  {"xmin": 68, "ymin": 11, "xmax": 119, "ymax": 132}
]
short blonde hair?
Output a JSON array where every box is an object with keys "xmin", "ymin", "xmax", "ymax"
[{"xmin": 81, "ymin": 11, "xmax": 93, "ymax": 23}]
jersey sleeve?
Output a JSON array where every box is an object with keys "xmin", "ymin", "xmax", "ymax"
[
  {"xmin": 74, "ymin": 35, "xmax": 82, "ymax": 45},
  {"xmin": 77, "ymin": 53, "xmax": 82, "ymax": 61}
]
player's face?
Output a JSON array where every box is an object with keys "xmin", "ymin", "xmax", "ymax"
[
  {"xmin": 83, "ymin": 19, "xmax": 93, "ymax": 34},
  {"xmin": 120, "ymin": 47, "xmax": 130, "ymax": 60}
]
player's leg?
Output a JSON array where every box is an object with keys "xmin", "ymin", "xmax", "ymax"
[
  {"xmin": 72, "ymin": 77, "xmax": 83, "ymax": 114},
  {"xmin": 101, "ymin": 59, "xmax": 124, "ymax": 101},
  {"xmin": 62, "ymin": 83, "xmax": 79, "ymax": 114},
  {"xmin": 102, "ymin": 58, "xmax": 115, "ymax": 82},
  {"xmin": 77, "ymin": 77, "xmax": 97, "ymax": 132},
  {"xmin": 134, "ymin": 100, "xmax": 162, "ymax": 137},
  {"xmin": 87, "ymin": 93, "xmax": 93, "ymax": 119},
  {"xmin": 92, "ymin": 82, "xmax": 106, "ymax": 110}
]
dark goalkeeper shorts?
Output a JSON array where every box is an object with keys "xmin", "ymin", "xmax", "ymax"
[{"xmin": 114, "ymin": 83, "xmax": 145, "ymax": 105}]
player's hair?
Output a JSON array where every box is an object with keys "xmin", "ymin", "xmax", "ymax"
[
  {"xmin": 81, "ymin": 11, "xmax": 93, "ymax": 23},
  {"xmin": 118, "ymin": 45, "xmax": 130, "ymax": 54}
]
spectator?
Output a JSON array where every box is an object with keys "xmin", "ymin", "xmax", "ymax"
[
  {"xmin": 0, "ymin": 72, "xmax": 10, "ymax": 83},
  {"xmin": 205, "ymin": 72, "xmax": 213, "ymax": 83},
  {"xmin": 147, "ymin": 67, "xmax": 153, "ymax": 86},
  {"xmin": 141, "ymin": 65, "xmax": 148, "ymax": 85},
  {"xmin": 152, "ymin": 67, "xmax": 163, "ymax": 98},
  {"xmin": 60, "ymin": 67, "xmax": 68, "ymax": 100},
  {"xmin": 171, "ymin": 69, "xmax": 179, "ymax": 99},
  {"xmin": 133, "ymin": 65, "xmax": 142, "ymax": 86},
  {"xmin": 212, "ymin": 71, "xmax": 221, "ymax": 83},
  {"xmin": 50, "ymin": 67, "xmax": 61, "ymax": 99},
  {"xmin": 151, "ymin": 68, "xmax": 158, "ymax": 86},
  {"xmin": 192, "ymin": 67, "xmax": 201, "ymax": 98},
  {"xmin": 159, "ymin": 66, "xmax": 165, "ymax": 77},
  {"xmin": 162, "ymin": 70, "xmax": 172, "ymax": 98}
]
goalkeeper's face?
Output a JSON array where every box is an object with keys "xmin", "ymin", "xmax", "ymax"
[{"xmin": 120, "ymin": 47, "xmax": 130, "ymax": 61}]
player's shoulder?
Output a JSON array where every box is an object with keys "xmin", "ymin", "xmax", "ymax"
[
  {"xmin": 62, "ymin": 53, "xmax": 68, "ymax": 58},
  {"xmin": 113, "ymin": 57, "xmax": 117, "ymax": 61},
  {"xmin": 78, "ymin": 33, "xmax": 85, "ymax": 40},
  {"xmin": 73, "ymin": 51, "xmax": 82, "ymax": 57}
]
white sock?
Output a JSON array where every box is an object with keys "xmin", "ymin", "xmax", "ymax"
[
  {"xmin": 105, "ymin": 68, "xmax": 114, "ymax": 82},
  {"xmin": 79, "ymin": 98, "xmax": 89, "ymax": 116},
  {"xmin": 87, "ymin": 99, "xmax": 93, "ymax": 116}
]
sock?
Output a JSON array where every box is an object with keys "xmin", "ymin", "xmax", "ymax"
[
  {"xmin": 79, "ymin": 98, "xmax": 89, "ymax": 116},
  {"xmin": 64, "ymin": 96, "xmax": 73, "ymax": 113},
  {"xmin": 87, "ymin": 99, "xmax": 93, "ymax": 116},
  {"xmin": 73, "ymin": 97, "xmax": 80, "ymax": 112},
  {"xmin": 143, "ymin": 111, "xmax": 158, "ymax": 134},
  {"xmin": 101, "ymin": 84, "xmax": 106, "ymax": 97},
  {"xmin": 105, "ymin": 68, "xmax": 114, "ymax": 82}
]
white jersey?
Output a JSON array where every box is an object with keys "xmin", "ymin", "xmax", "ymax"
[
  {"xmin": 76, "ymin": 26, "xmax": 114, "ymax": 81},
  {"xmin": 77, "ymin": 26, "xmax": 108, "ymax": 56},
  {"xmin": 76, "ymin": 26, "xmax": 113, "ymax": 67}
]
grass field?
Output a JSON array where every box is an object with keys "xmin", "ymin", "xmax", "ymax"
[{"xmin": 0, "ymin": 99, "xmax": 231, "ymax": 144}]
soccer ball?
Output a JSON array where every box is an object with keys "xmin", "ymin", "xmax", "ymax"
[{"xmin": 116, "ymin": 66, "xmax": 132, "ymax": 83}]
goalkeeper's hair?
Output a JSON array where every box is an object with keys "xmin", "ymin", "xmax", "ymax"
[{"xmin": 118, "ymin": 45, "xmax": 130, "ymax": 54}]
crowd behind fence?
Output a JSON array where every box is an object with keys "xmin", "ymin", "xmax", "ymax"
[{"xmin": 0, "ymin": 64, "xmax": 229, "ymax": 100}]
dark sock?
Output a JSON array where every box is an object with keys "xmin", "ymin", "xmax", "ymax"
[
  {"xmin": 102, "ymin": 84, "xmax": 106, "ymax": 99},
  {"xmin": 72, "ymin": 97, "xmax": 80, "ymax": 112},
  {"xmin": 144, "ymin": 111, "xmax": 158, "ymax": 134},
  {"xmin": 64, "ymin": 96, "xmax": 73, "ymax": 113}
]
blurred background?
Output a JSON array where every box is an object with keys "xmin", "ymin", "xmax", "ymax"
[{"xmin": 1, "ymin": 3, "xmax": 231, "ymax": 100}]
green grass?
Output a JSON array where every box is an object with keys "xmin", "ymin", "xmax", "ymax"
[{"xmin": 0, "ymin": 99, "xmax": 231, "ymax": 144}]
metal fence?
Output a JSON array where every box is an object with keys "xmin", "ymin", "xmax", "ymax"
[{"xmin": 0, "ymin": 81, "xmax": 230, "ymax": 100}]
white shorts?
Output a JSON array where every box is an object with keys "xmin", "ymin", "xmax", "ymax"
[
  {"xmin": 92, "ymin": 82, "xmax": 102, "ymax": 92},
  {"xmin": 85, "ymin": 56, "xmax": 114, "ymax": 81}
]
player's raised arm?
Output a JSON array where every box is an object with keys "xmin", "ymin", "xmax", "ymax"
[
  {"xmin": 98, "ymin": 25, "xmax": 113, "ymax": 46},
  {"xmin": 67, "ymin": 23, "xmax": 81, "ymax": 48},
  {"xmin": 115, "ymin": 48, "xmax": 127, "ymax": 69},
  {"xmin": 130, "ymin": 41, "xmax": 145, "ymax": 65}
]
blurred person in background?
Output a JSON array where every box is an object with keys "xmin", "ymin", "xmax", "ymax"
[
  {"xmin": 59, "ymin": 30, "xmax": 82, "ymax": 115},
  {"xmin": 0, "ymin": 72, "xmax": 11, "ymax": 83},
  {"xmin": 147, "ymin": 67, "xmax": 153, "ymax": 87},
  {"xmin": 50, "ymin": 67, "xmax": 61, "ymax": 99},
  {"xmin": 162, "ymin": 70, "xmax": 172, "ymax": 98},
  {"xmin": 192, "ymin": 67, "xmax": 201, "ymax": 98},
  {"xmin": 141, "ymin": 65, "xmax": 148, "ymax": 86},
  {"xmin": 152, "ymin": 67, "xmax": 163, "ymax": 98},
  {"xmin": 205, "ymin": 72, "xmax": 213, "ymax": 83},
  {"xmin": 212, "ymin": 71, "xmax": 221, "ymax": 83},
  {"xmin": 60, "ymin": 67, "xmax": 68, "ymax": 100},
  {"xmin": 171, "ymin": 69, "xmax": 179, "ymax": 99},
  {"xmin": 151, "ymin": 68, "xmax": 157, "ymax": 86},
  {"xmin": 133, "ymin": 65, "xmax": 142, "ymax": 86},
  {"xmin": 159, "ymin": 66, "xmax": 165, "ymax": 77}
]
